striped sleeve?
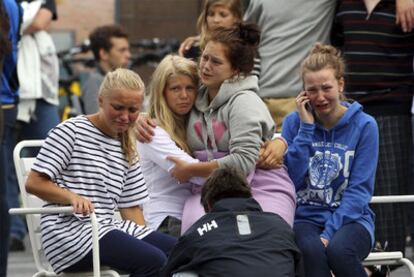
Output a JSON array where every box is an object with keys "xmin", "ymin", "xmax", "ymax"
[
  {"xmin": 32, "ymin": 121, "xmax": 76, "ymax": 180},
  {"xmin": 118, "ymin": 161, "xmax": 149, "ymax": 208},
  {"xmin": 251, "ymin": 56, "xmax": 261, "ymax": 79}
]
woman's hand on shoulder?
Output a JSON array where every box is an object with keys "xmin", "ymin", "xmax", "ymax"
[
  {"xmin": 135, "ymin": 113, "xmax": 157, "ymax": 143},
  {"xmin": 296, "ymin": 91, "xmax": 314, "ymax": 124},
  {"xmin": 67, "ymin": 191, "xmax": 95, "ymax": 216},
  {"xmin": 257, "ymin": 139, "xmax": 285, "ymax": 169},
  {"xmin": 178, "ymin": 36, "xmax": 200, "ymax": 56}
]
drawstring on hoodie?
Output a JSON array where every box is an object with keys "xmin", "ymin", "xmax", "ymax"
[
  {"xmin": 203, "ymin": 108, "xmax": 218, "ymax": 161},
  {"xmin": 320, "ymin": 129, "xmax": 336, "ymax": 206}
]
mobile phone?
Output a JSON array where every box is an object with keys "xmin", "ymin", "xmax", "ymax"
[
  {"xmin": 305, "ymin": 102, "xmax": 313, "ymax": 112},
  {"xmin": 303, "ymin": 90, "xmax": 313, "ymax": 112}
]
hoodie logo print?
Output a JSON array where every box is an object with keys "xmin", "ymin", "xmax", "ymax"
[
  {"xmin": 309, "ymin": 151, "xmax": 342, "ymax": 189},
  {"xmin": 297, "ymin": 151, "xmax": 343, "ymax": 206},
  {"xmin": 193, "ymin": 119, "xmax": 227, "ymax": 147}
]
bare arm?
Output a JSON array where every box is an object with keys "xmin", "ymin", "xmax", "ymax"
[
  {"xmin": 24, "ymin": 8, "xmax": 53, "ymax": 34},
  {"xmin": 26, "ymin": 170, "xmax": 94, "ymax": 215},
  {"xmin": 166, "ymin": 156, "xmax": 219, "ymax": 182},
  {"xmin": 119, "ymin": 206, "xmax": 146, "ymax": 226}
]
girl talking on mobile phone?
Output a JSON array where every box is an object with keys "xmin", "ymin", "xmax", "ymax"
[{"xmin": 282, "ymin": 43, "xmax": 379, "ymax": 277}]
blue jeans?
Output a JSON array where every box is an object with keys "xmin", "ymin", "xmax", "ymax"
[
  {"xmin": 8, "ymin": 100, "xmax": 59, "ymax": 240},
  {"xmin": 0, "ymin": 108, "xmax": 16, "ymax": 275},
  {"xmin": 65, "ymin": 230, "xmax": 177, "ymax": 277},
  {"xmin": 1, "ymin": 107, "xmax": 26, "ymax": 243},
  {"xmin": 294, "ymin": 222, "xmax": 371, "ymax": 277},
  {"xmin": 0, "ymin": 194, "xmax": 9, "ymax": 276}
]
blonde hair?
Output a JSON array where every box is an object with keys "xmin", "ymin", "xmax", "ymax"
[
  {"xmin": 197, "ymin": 0, "xmax": 243, "ymax": 50},
  {"xmin": 148, "ymin": 55, "xmax": 199, "ymax": 153},
  {"xmin": 301, "ymin": 43, "xmax": 346, "ymax": 100},
  {"xmin": 99, "ymin": 68, "xmax": 144, "ymax": 165}
]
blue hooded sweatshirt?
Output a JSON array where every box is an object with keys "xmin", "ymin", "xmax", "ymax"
[{"xmin": 282, "ymin": 101, "xmax": 378, "ymax": 245}]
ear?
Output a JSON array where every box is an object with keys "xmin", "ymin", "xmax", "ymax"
[
  {"xmin": 98, "ymin": 95, "xmax": 103, "ymax": 108},
  {"xmin": 338, "ymin": 77, "xmax": 345, "ymax": 93},
  {"xmin": 99, "ymin": 48, "xmax": 109, "ymax": 61},
  {"xmin": 232, "ymin": 68, "xmax": 240, "ymax": 78}
]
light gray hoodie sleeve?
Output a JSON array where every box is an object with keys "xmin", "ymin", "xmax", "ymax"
[{"xmin": 216, "ymin": 92, "xmax": 275, "ymax": 174}]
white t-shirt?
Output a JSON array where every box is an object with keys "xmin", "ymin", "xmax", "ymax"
[{"xmin": 138, "ymin": 126, "xmax": 203, "ymax": 230}]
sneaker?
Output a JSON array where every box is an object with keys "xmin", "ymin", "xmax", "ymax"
[{"xmin": 9, "ymin": 237, "xmax": 25, "ymax": 252}]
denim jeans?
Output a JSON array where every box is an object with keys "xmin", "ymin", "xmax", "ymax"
[
  {"xmin": 65, "ymin": 230, "xmax": 177, "ymax": 277},
  {"xmin": 1, "ymin": 107, "xmax": 25, "ymax": 243},
  {"xmin": 0, "ymin": 195, "xmax": 9, "ymax": 276},
  {"xmin": 0, "ymin": 108, "xmax": 16, "ymax": 275},
  {"xmin": 294, "ymin": 222, "xmax": 371, "ymax": 277}
]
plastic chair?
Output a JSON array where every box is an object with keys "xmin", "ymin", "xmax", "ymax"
[
  {"xmin": 363, "ymin": 195, "xmax": 414, "ymax": 276},
  {"xmin": 9, "ymin": 140, "xmax": 120, "ymax": 277}
]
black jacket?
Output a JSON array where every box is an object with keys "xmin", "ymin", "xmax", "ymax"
[{"xmin": 160, "ymin": 198, "xmax": 303, "ymax": 277}]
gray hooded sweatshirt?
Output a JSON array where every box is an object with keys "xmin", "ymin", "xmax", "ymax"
[{"xmin": 187, "ymin": 75, "xmax": 275, "ymax": 174}]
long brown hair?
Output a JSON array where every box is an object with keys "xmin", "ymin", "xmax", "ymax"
[{"xmin": 206, "ymin": 22, "xmax": 260, "ymax": 76}]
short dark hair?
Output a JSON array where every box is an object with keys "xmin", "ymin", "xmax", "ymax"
[
  {"xmin": 89, "ymin": 25, "xmax": 128, "ymax": 61},
  {"xmin": 206, "ymin": 22, "xmax": 260, "ymax": 75},
  {"xmin": 201, "ymin": 167, "xmax": 252, "ymax": 212}
]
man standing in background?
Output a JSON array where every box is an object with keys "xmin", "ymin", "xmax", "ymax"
[
  {"xmin": 81, "ymin": 25, "xmax": 131, "ymax": 114},
  {"xmin": 1, "ymin": 0, "xmax": 21, "ymax": 273},
  {"xmin": 8, "ymin": 0, "xmax": 60, "ymax": 252},
  {"xmin": 243, "ymin": 0, "xmax": 337, "ymax": 132}
]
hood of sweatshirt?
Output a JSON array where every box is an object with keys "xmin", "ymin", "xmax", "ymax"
[{"xmin": 195, "ymin": 75, "xmax": 259, "ymax": 112}]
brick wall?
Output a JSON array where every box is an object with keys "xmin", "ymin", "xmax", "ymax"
[
  {"xmin": 50, "ymin": 0, "xmax": 116, "ymax": 44},
  {"xmin": 119, "ymin": 0, "xmax": 201, "ymax": 41}
]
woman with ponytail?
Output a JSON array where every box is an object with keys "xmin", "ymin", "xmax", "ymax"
[
  {"xmin": 282, "ymin": 43, "xmax": 378, "ymax": 276},
  {"xmin": 25, "ymin": 68, "xmax": 176, "ymax": 276}
]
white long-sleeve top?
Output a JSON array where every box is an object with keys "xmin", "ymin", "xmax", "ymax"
[{"xmin": 137, "ymin": 126, "xmax": 202, "ymax": 230}]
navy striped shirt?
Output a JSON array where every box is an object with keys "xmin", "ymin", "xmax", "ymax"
[
  {"xmin": 334, "ymin": 0, "xmax": 414, "ymax": 103},
  {"xmin": 32, "ymin": 115, "xmax": 151, "ymax": 273}
]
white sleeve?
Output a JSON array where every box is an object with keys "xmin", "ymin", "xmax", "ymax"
[
  {"xmin": 138, "ymin": 127, "xmax": 204, "ymax": 185},
  {"xmin": 139, "ymin": 126, "xmax": 199, "ymax": 171}
]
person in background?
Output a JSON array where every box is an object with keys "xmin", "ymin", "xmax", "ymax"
[
  {"xmin": 6, "ymin": 0, "xmax": 60, "ymax": 252},
  {"xmin": 243, "ymin": 0, "xmax": 337, "ymax": 132},
  {"xmin": 332, "ymin": 0, "xmax": 414, "ymax": 270},
  {"xmin": 82, "ymin": 25, "xmax": 131, "ymax": 114},
  {"xmin": 282, "ymin": 43, "xmax": 378, "ymax": 277},
  {"xmin": 160, "ymin": 168, "xmax": 302, "ymax": 277},
  {"xmin": 1, "ymin": 0, "xmax": 21, "ymax": 272},
  {"xmin": 25, "ymin": 68, "xmax": 176, "ymax": 276},
  {"xmin": 178, "ymin": 0, "xmax": 243, "ymax": 60}
]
